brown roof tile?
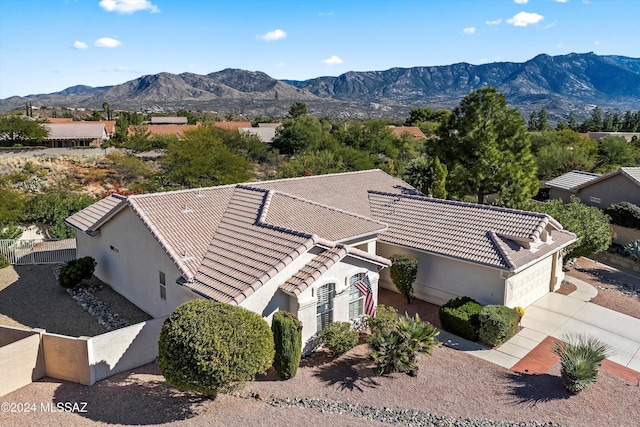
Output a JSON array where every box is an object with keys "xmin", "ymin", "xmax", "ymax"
[
  {"xmin": 213, "ymin": 121, "xmax": 253, "ymax": 130},
  {"xmin": 65, "ymin": 194, "xmax": 126, "ymax": 234},
  {"xmin": 368, "ymin": 191, "xmax": 575, "ymax": 271},
  {"xmin": 389, "ymin": 126, "xmax": 427, "ymax": 139}
]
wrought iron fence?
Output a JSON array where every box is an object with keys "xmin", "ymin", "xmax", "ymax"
[{"xmin": 0, "ymin": 239, "xmax": 76, "ymax": 265}]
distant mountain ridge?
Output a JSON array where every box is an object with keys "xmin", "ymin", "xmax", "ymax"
[{"xmin": 2, "ymin": 52, "xmax": 639, "ymax": 120}]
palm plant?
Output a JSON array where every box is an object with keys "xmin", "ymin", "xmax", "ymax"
[
  {"xmin": 552, "ymin": 334, "xmax": 612, "ymax": 394},
  {"xmin": 369, "ymin": 313, "xmax": 440, "ymax": 376}
]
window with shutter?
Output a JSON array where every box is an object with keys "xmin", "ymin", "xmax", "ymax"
[
  {"xmin": 348, "ymin": 273, "xmax": 365, "ymax": 320},
  {"xmin": 316, "ymin": 283, "xmax": 335, "ymax": 332}
]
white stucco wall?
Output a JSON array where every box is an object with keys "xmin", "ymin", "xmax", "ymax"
[
  {"xmin": 377, "ymin": 243, "xmax": 505, "ymax": 306},
  {"xmin": 75, "ymin": 208, "xmax": 198, "ymax": 318}
]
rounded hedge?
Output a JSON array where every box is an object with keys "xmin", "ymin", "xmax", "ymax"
[
  {"xmin": 478, "ymin": 305, "xmax": 519, "ymax": 346},
  {"xmin": 158, "ymin": 300, "xmax": 274, "ymax": 395},
  {"xmin": 58, "ymin": 256, "xmax": 96, "ymax": 289},
  {"xmin": 320, "ymin": 321, "xmax": 359, "ymax": 357},
  {"xmin": 604, "ymin": 202, "xmax": 640, "ymax": 230},
  {"xmin": 438, "ymin": 297, "xmax": 482, "ymax": 341}
]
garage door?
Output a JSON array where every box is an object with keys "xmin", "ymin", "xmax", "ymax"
[{"xmin": 508, "ymin": 256, "xmax": 553, "ymax": 308}]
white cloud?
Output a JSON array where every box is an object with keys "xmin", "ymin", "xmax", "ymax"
[
  {"xmin": 275, "ymin": 62, "xmax": 285, "ymax": 67},
  {"xmin": 486, "ymin": 19, "xmax": 502, "ymax": 25},
  {"xmin": 99, "ymin": 0, "xmax": 159, "ymax": 14},
  {"xmin": 318, "ymin": 12, "xmax": 333, "ymax": 16},
  {"xmin": 507, "ymin": 12, "xmax": 544, "ymax": 27},
  {"xmin": 556, "ymin": 0, "xmax": 570, "ymax": 3},
  {"xmin": 94, "ymin": 37, "xmax": 122, "ymax": 48},
  {"xmin": 73, "ymin": 41, "xmax": 88, "ymax": 49},
  {"xmin": 322, "ymin": 55, "xmax": 343, "ymax": 65},
  {"xmin": 463, "ymin": 27, "xmax": 476, "ymax": 35},
  {"xmin": 594, "ymin": 40, "xmax": 600, "ymax": 45},
  {"xmin": 257, "ymin": 29, "xmax": 287, "ymax": 41},
  {"xmin": 514, "ymin": 0, "xmax": 529, "ymax": 3}
]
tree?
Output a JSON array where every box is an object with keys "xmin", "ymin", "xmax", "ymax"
[
  {"xmin": 288, "ymin": 102, "xmax": 308, "ymax": 118},
  {"xmin": 403, "ymin": 156, "xmax": 447, "ymax": 198},
  {"xmin": 568, "ymin": 111, "xmax": 578, "ymax": 131},
  {"xmin": 0, "ymin": 115, "xmax": 48, "ymax": 146},
  {"xmin": 177, "ymin": 109, "xmax": 197, "ymax": 125},
  {"xmin": 158, "ymin": 300, "xmax": 274, "ymax": 395},
  {"xmin": 272, "ymin": 114, "xmax": 335, "ymax": 155},
  {"xmin": 434, "ymin": 87, "xmax": 538, "ymax": 204},
  {"xmin": 389, "ymin": 254, "xmax": 418, "ymax": 304},
  {"xmin": 23, "ymin": 191, "xmax": 96, "ymax": 238},
  {"xmin": 161, "ymin": 126, "xmax": 253, "ymax": 188},
  {"xmin": 102, "ymin": 102, "xmax": 112, "ymax": 121},
  {"xmin": 521, "ymin": 197, "xmax": 612, "ymax": 260},
  {"xmin": 595, "ymin": 136, "xmax": 638, "ymax": 172}
]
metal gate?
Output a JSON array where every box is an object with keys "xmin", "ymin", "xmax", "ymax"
[{"xmin": 0, "ymin": 239, "xmax": 76, "ymax": 265}]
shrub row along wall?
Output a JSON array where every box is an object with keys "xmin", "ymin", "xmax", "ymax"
[{"xmin": 0, "ymin": 319, "xmax": 165, "ymax": 396}]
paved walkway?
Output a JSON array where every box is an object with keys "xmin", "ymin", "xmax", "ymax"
[{"xmin": 439, "ymin": 276, "xmax": 640, "ymax": 377}]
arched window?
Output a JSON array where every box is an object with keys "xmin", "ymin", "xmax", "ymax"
[{"xmin": 348, "ymin": 273, "xmax": 366, "ymax": 320}]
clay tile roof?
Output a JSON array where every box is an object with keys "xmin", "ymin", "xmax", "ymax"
[
  {"xmin": 140, "ymin": 124, "xmax": 201, "ymax": 138},
  {"xmin": 252, "ymin": 169, "xmax": 419, "ymax": 218},
  {"xmin": 622, "ymin": 167, "xmax": 640, "ymax": 185},
  {"xmin": 46, "ymin": 118, "xmax": 73, "ymax": 123},
  {"xmin": 545, "ymin": 170, "xmax": 600, "ymax": 191},
  {"xmin": 213, "ymin": 121, "xmax": 253, "ymax": 130},
  {"xmin": 65, "ymin": 194, "xmax": 126, "ymax": 234},
  {"xmin": 368, "ymin": 191, "xmax": 575, "ymax": 271},
  {"xmin": 389, "ymin": 126, "xmax": 427, "ymax": 139},
  {"xmin": 255, "ymin": 188, "xmax": 387, "ymax": 241},
  {"xmin": 571, "ymin": 167, "xmax": 640, "ymax": 190},
  {"xmin": 280, "ymin": 247, "xmax": 348, "ymax": 296}
]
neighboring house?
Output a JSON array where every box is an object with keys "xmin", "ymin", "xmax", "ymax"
[
  {"xmin": 546, "ymin": 167, "xmax": 640, "ymax": 207},
  {"xmin": 66, "ymin": 170, "xmax": 575, "ymax": 347},
  {"xmin": 150, "ymin": 117, "xmax": 188, "ymax": 125},
  {"xmin": 587, "ymin": 132, "xmax": 640, "ymax": 142},
  {"xmin": 140, "ymin": 124, "xmax": 201, "ymax": 139},
  {"xmin": 45, "ymin": 119, "xmax": 116, "ymax": 137},
  {"xmin": 239, "ymin": 127, "xmax": 277, "ymax": 143},
  {"xmin": 213, "ymin": 121, "xmax": 253, "ymax": 131},
  {"xmin": 258, "ymin": 123, "xmax": 282, "ymax": 128},
  {"xmin": 388, "ymin": 126, "xmax": 427, "ymax": 139},
  {"xmin": 44, "ymin": 123, "xmax": 108, "ymax": 148}
]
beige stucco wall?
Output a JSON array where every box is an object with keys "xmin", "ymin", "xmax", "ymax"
[
  {"xmin": 549, "ymin": 188, "xmax": 573, "ymax": 204},
  {"xmin": 0, "ymin": 326, "xmax": 45, "ymax": 397},
  {"xmin": 611, "ymin": 224, "xmax": 640, "ymax": 246},
  {"xmin": 576, "ymin": 174, "xmax": 640, "ymax": 208},
  {"xmin": 87, "ymin": 318, "xmax": 165, "ymax": 384},
  {"xmin": 377, "ymin": 243, "xmax": 505, "ymax": 306},
  {"xmin": 240, "ymin": 247, "xmax": 382, "ymax": 349},
  {"xmin": 76, "ymin": 207, "xmax": 198, "ymax": 318},
  {"xmin": 41, "ymin": 333, "xmax": 92, "ymax": 385}
]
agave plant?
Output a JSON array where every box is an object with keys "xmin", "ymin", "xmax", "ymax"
[
  {"xmin": 625, "ymin": 240, "xmax": 640, "ymax": 260},
  {"xmin": 552, "ymin": 334, "xmax": 612, "ymax": 394}
]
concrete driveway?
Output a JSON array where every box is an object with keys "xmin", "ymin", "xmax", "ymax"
[{"xmin": 521, "ymin": 291, "xmax": 640, "ymax": 370}]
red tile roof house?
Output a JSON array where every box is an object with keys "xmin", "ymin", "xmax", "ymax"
[{"xmin": 66, "ymin": 170, "xmax": 575, "ymax": 350}]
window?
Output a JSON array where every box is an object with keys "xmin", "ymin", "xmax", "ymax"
[
  {"xmin": 316, "ymin": 283, "xmax": 335, "ymax": 332},
  {"xmin": 348, "ymin": 273, "xmax": 366, "ymax": 320},
  {"xmin": 159, "ymin": 271, "xmax": 166, "ymax": 300},
  {"xmin": 110, "ymin": 245, "xmax": 119, "ymax": 253}
]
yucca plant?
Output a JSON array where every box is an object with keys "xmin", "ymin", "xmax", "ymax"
[
  {"xmin": 552, "ymin": 334, "xmax": 612, "ymax": 394},
  {"xmin": 625, "ymin": 240, "xmax": 640, "ymax": 260}
]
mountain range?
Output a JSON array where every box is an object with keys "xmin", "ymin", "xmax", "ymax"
[{"xmin": 2, "ymin": 52, "xmax": 639, "ymax": 121}]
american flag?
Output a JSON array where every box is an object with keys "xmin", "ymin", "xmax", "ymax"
[{"xmin": 354, "ymin": 275, "xmax": 376, "ymax": 317}]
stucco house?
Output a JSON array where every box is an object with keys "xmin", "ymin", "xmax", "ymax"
[
  {"xmin": 44, "ymin": 123, "xmax": 108, "ymax": 148},
  {"xmin": 66, "ymin": 170, "xmax": 575, "ymax": 346},
  {"xmin": 546, "ymin": 167, "xmax": 640, "ymax": 207}
]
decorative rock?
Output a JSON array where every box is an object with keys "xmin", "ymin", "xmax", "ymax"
[{"xmin": 66, "ymin": 286, "xmax": 130, "ymax": 331}]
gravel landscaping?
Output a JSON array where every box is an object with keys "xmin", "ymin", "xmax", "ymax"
[
  {"xmin": 1, "ymin": 259, "xmax": 638, "ymax": 427},
  {"xmin": 0, "ymin": 264, "xmax": 151, "ymax": 336}
]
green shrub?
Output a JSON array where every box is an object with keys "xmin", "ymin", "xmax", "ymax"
[
  {"xmin": 57, "ymin": 256, "xmax": 96, "ymax": 289},
  {"xmin": 478, "ymin": 305, "xmax": 519, "ymax": 346},
  {"xmin": 158, "ymin": 300, "xmax": 274, "ymax": 395},
  {"xmin": 365, "ymin": 304, "xmax": 399, "ymax": 335},
  {"xmin": 272, "ymin": 311, "xmax": 302, "ymax": 379},
  {"xmin": 553, "ymin": 334, "xmax": 612, "ymax": 394},
  {"xmin": 389, "ymin": 254, "xmax": 418, "ymax": 303},
  {"xmin": 438, "ymin": 297, "xmax": 482, "ymax": 341},
  {"xmin": 369, "ymin": 313, "xmax": 440, "ymax": 376},
  {"xmin": 319, "ymin": 321, "xmax": 359, "ymax": 357},
  {"xmin": 605, "ymin": 202, "xmax": 640, "ymax": 230},
  {"xmin": 0, "ymin": 254, "xmax": 9, "ymax": 269}
]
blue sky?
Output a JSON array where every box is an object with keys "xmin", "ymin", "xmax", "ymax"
[{"xmin": 1, "ymin": 0, "xmax": 639, "ymax": 98}]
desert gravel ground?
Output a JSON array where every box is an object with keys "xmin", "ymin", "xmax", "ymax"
[{"xmin": 1, "ymin": 261, "xmax": 639, "ymax": 427}]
